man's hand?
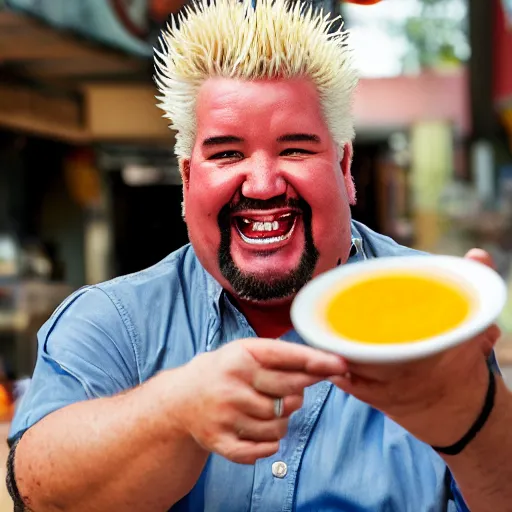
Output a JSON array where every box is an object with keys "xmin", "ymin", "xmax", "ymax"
[
  {"xmin": 330, "ymin": 249, "xmax": 502, "ymax": 448},
  {"xmin": 162, "ymin": 339, "xmax": 347, "ymax": 464}
]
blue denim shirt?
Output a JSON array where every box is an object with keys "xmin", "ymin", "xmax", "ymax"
[{"xmin": 10, "ymin": 221, "xmax": 471, "ymax": 511}]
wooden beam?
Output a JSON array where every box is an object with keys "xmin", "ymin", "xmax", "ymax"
[
  {"xmin": 0, "ymin": 85, "xmax": 88, "ymax": 143},
  {"xmin": 0, "ymin": 112, "xmax": 88, "ymax": 143},
  {"xmin": 0, "ymin": 10, "xmax": 30, "ymax": 28},
  {"xmin": 0, "ymin": 24, "xmax": 101, "ymax": 61},
  {"xmin": 19, "ymin": 57, "xmax": 145, "ymax": 79},
  {"xmin": 0, "ymin": 81, "xmax": 177, "ymax": 144},
  {"xmin": 83, "ymin": 84, "xmax": 172, "ymax": 141},
  {"xmin": 0, "ymin": 10, "xmax": 145, "ymax": 73}
]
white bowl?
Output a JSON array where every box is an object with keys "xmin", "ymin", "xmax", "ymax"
[{"xmin": 291, "ymin": 255, "xmax": 508, "ymax": 363}]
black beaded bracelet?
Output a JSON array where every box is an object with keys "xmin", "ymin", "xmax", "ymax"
[
  {"xmin": 432, "ymin": 364, "xmax": 496, "ymax": 456},
  {"xmin": 6, "ymin": 435, "xmax": 29, "ymax": 511}
]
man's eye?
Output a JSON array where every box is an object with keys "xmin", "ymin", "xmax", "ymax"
[
  {"xmin": 280, "ymin": 148, "xmax": 315, "ymax": 156},
  {"xmin": 209, "ymin": 151, "xmax": 243, "ymax": 160}
]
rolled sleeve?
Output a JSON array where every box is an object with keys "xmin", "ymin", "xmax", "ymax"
[
  {"xmin": 450, "ymin": 478, "xmax": 470, "ymax": 512},
  {"xmin": 8, "ymin": 286, "xmax": 139, "ymax": 445}
]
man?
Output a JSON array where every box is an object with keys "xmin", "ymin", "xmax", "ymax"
[{"xmin": 7, "ymin": 0, "xmax": 511, "ymax": 510}]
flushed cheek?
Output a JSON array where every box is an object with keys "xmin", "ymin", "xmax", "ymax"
[
  {"xmin": 184, "ymin": 190, "xmax": 223, "ymax": 249},
  {"xmin": 186, "ymin": 167, "xmax": 245, "ymax": 232},
  {"xmin": 296, "ymin": 181, "xmax": 351, "ymax": 260},
  {"xmin": 185, "ymin": 207, "xmax": 219, "ymax": 254},
  {"xmin": 190, "ymin": 164, "xmax": 244, "ymax": 205},
  {"xmin": 311, "ymin": 210, "xmax": 348, "ymax": 258},
  {"xmin": 288, "ymin": 167, "xmax": 348, "ymax": 229}
]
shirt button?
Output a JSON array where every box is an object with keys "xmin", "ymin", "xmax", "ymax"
[{"xmin": 272, "ymin": 461, "xmax": 288, "ymax": 478}]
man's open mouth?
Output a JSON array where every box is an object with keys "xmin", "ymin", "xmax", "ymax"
[{"xmin": 232, "ymin": 210, "xmax": 299, "ymax": 245}]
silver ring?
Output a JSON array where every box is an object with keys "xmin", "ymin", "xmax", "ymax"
[{"xmin": 273, "ymin": 397, "xmax": 284, "ymax": 418}]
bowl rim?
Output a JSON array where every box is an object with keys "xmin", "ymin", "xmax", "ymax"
[{"xmin": 290, "ymin": 255, "xmax": 508, "ymax": 363}]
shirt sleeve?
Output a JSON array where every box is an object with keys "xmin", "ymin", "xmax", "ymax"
[
  {"xmin": 448, "ymin": 478, "xmax": 470, "ymax": 512},
  {"xmin": 8, "ymin": 286, "xmax": 140, "ymax": 445}
]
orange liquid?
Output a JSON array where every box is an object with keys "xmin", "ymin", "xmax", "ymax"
[{"xmin": 325, "ymin": 273, "xmax": 471, "ymax": 344}]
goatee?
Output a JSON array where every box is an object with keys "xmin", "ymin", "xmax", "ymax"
[{"xmin": 217, "ymin": 195, "xmax": 320, "ymax": 302}]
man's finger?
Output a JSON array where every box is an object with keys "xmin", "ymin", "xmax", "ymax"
[
  {"xmin": 237, "ymin": 390, "xmax": 304, "ymax": 420},
  {"xmin": 253, "ymin": 370, "xmax": 323, "ymax": 397},
  {"xmin": 465, "ymin": 248, "xmax": 496, "ymax": 270},
  {"xmin": 478, "ymin": 324, "xmax": 501, "ymax": 357},
  {"xmin": 244, "ymin": 339, "xmax": 348, "ymax": 375},
  {"xmin": 221, "ymin": 438, "xmax": 280, "ymax": 465},
  {"xmin": 234, "ymin": 417, "xmax": 289, "ymax": 442}
]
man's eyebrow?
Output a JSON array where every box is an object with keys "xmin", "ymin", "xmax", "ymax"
[
  {"xmin": 202, "ymin": 135, "xmax": 244, "ymax": 146},
  {"xmin": 276, "ymin": 133, "xmax": 321, "ymax": 143}
]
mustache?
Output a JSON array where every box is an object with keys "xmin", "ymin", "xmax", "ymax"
[{"xmin": 229, "ymin": 195, "xmax": 304, "ymax": 214}]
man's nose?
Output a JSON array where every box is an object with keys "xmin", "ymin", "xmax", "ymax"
[{"xmin": 241, "ymin": 155, "xmax": 287, "ymax": 200}]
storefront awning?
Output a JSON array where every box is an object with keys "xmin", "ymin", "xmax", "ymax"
[{"xmin": 4, "ymin": 0, "xmax": 162, "ymax": 57}]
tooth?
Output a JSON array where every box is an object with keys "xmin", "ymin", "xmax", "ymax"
[
  {"xmin": 252, "ymin": 222, "xmax": 258, "ymax": 231},
  {"xmin": 238, "ymin": 218, "xmax": 296, "ymax": 245},
  {"xmin": 272, "ymin": 221, "xmax": 279, "ymax": 230},
  {"xmin": 242, "ymin": 218, "xmax": 251, "ymax": 224},
  {"xmin": 264, "ymin": 222, "xmax": 272, "ymax": 231}
]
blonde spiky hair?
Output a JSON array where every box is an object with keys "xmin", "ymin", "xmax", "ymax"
[{"xmin": 154, "ymin": 0, "xmax": 358, "ymax": 160}]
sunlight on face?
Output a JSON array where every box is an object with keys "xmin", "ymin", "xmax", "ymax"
[{"xmin": 183, "ymin": 77, "xmax": 355, "ymax": 303}]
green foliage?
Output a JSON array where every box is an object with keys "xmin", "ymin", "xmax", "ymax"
[{"xmin": 400, "ymin": 0, "xmax": 469, "ymax": 72}]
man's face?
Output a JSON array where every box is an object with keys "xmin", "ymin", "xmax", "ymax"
[{"xmin": 183, "ymin": 77, "xmax": 355, "ymax": 304}]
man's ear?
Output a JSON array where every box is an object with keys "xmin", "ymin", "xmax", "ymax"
[
  {"xmin": 179, "ymin": 158, "xmax": 191, "ymax": 218},
  {"xmin": 180, "ymin": 158, "xmax": 191, "ymax": 189},
  {"xmin": 340, "ymin": 143, "xmax": 356, "ymax": 205}
]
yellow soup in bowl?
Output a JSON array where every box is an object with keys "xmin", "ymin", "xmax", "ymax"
[{"xmin": 325, "ymin": 273, "xmax": 473, "ymax": 344}]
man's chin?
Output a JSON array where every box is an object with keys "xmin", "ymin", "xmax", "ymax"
[
  {"xmin": 235, "ymin": 288, "xmax": 297, "ymax": 305},
  {"xmin": 235, "ymin": 268, "xmax": 296, "ymax": 283},
  {"xmin": 219, "ymin": 237, "xmax": 319, "ymax": 303},
  {"xmin": 225, "ymin": 271, "xmax": 304, "ymax": 304}
]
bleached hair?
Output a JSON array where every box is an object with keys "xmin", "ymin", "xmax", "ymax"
[{"xmin": 154, "ymin": 0, "xmax": 358, "ymax": 160}]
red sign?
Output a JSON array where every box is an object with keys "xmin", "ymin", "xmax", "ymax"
[
  {"xmin": 494, "ymin": 0, "xmax": 512, "ymax": 106},
  {"xmin": 150, "ymin": 0, "xmax": 185, "ymax": 22},
  {"xmin": 109, "ymin": 0, "xmax": 185, "ymax": 41}
]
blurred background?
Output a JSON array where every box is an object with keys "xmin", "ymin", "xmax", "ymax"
[{"xmin": 0, "ymin": 0, "xmax": 511, "ymax": 505}]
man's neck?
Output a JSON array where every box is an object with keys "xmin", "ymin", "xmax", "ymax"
[{"xmin": 235, "ymin": 297, "xmax": 293, "ymax": 339}]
